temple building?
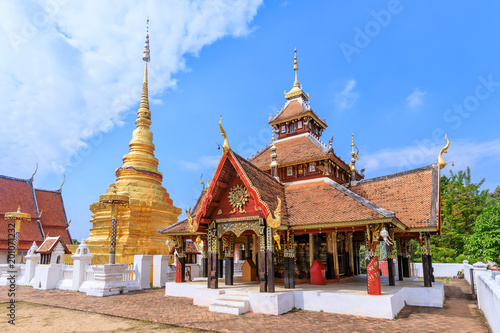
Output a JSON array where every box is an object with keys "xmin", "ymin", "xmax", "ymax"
[
  {"xmin": 0, "ymin": 172, "xmax": 73, "ymax": 264},
  {"xmin": 159, "ymin": 49, "xmax": 446, "ymax": 294},
  {"xmin": 83, "ymin": 22, "xmax": 182, "ymax": 264}
]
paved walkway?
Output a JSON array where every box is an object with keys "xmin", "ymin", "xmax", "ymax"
[{"xmin": 0, "ymin": 279, "xmax": 491, "ymax": 332}]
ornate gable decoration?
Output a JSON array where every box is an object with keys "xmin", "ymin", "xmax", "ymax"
[{"xmin": 228, "ymin": 185, "xmax": 249, "ymax": 214}]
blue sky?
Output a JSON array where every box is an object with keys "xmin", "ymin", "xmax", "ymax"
[{"xmin": 1, "ymin": 1, "xmax": 499, "ymax": 242}]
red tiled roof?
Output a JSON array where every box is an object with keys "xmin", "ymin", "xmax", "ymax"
[
  {"xmin": 186, "ymin": 241, "xmax": 200, "ymax": 254},
  {"xmin": 349, "ymin": 164, "xmax": 439, "ymax": 229},
  {"xmin": 234, "ymin": 153, "xmax": 287, "ymax": 222},
  {"xmin": 35, "ymin": 189, "xmax": 72, "ymax": 244},
  {"xmin": 250, "ymin": 135, "xmax": 327, "ymax": 169},
  {"xmin": 0, "ymin": 176, "xmax": 44, "ymax": 251},
  {"xmin": 36, "ymin": 236, "xmax": 71, "ymax": 254},
  {"xmin": 285, "ymin": 180, "xmax": 391, "ymax": 226},
  {"xmin": 273, "ymin": 100, "xmax": 304, "ymax": 122}
]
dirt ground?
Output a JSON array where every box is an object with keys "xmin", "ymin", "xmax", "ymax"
[{"xmin": 0, "ymin": 302, "xmax": 204, "ymax": 333}]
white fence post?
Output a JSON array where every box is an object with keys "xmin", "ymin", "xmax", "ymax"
[
  {"xmin": 71, "ymin": 240, "xmax": 94, "ymax": 291},
  {"xmin": 134, "ymin": 255, "xmax": 153, "ymax": 290},
  {"xmin": 152, "ymin": 255, "xmax": 171, "ymax": 288},
  {"xmin": 22, "ymin": 242, "xmax": 39, "ymax": 286}
]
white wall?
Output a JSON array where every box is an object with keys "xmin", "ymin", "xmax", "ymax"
[
  {"xmin": 476, "ymin": 273, "xmax": 500, "ymax": 333},
  {"xmin": 411, "ymin": 263, "xmax": 464, "ymax": 278}
]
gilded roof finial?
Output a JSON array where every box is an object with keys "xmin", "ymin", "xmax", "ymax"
[
  {"xmin": 59, "ymin": 174, "xmax": 65, "ymax": 191},
  {"xmin": 142, "ymin": 18, "xmax": 150, "ymax": 62},
  {"xmin": 200, "ymin": 173, "xmax": 207, "ymax": 191},
  {"xmin": 349, "ymin": 134, "xmax": 359, "ymax": 174},
  {"xmin": 438, "ymin": 134, "xmax": 450, "ymax": 169},
  {"xmin": 219, "ymin": 115, "xmax": 230, "ymax": 153},
  {"xmin": 285, "ymin": 48, "xmax": 309, "ymax": 101},
  {"xmin": 293, "ymin": 48, "xmax": 299, "ymax": 87},
  {"xmin": 31, "ymin": 163, "xmax": 38, "ymax": 180},
  {"xmin": 270, "ymin": 129, "xmax": 279, "ymax": 179}
]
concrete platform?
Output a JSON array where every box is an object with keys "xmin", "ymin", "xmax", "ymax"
[{"xmin": 165, "ymin": 275, "xmax": 444, "ymax": 319}]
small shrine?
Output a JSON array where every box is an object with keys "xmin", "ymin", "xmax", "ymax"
[{"xmin": 36, "ymin": 236, "xmax": 71, "ymax": 264}]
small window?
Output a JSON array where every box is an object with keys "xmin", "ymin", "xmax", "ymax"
[
  {"xmin": 335, "ymin": 166, "xmax": 339, "ymax": 178},
  {"xmin": 297, "ymin": 121, "xmax": 303, "ymax": 129},
  {"xmin": 281, "ymin": 125, "xmax": 286, "ymax": 133},
  {"xmin": 287, "ymin": 166, "xmax": 293, "ymax": 176},
  {"xmin": 288, "ymin": 123, "xmax": 295, "ymax": 133},
  {"xmin": 309, "ymin": 162, "xmax": 316, "ymax": 172}
]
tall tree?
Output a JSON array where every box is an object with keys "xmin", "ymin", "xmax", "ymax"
[
  {"xmin": 486, "ymin": 185, "xmax": 500, "ymax": 205},
  {"xmin": 465, "ymin": 204, "xmax": 500, "ymax": 264},
  {"xmin": 431, "ymin": 167, "xmax": 488, "ymax": 262}
]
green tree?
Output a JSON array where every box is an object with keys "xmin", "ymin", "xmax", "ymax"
[
  {"xmin": 486, "ymin": 185, "xmax": 500, "ymax": 205},
  {"xmin": 464, "ymin": 204, "xmax": 500, "ymax": 263},
  {"xmin": 431, "ymin": 167, "xmax": 488, "ymax": 262}
]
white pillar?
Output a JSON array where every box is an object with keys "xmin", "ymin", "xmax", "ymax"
[
  {"xmin": 71, "ymin": 240, "xmax": 94, "ymax": 291},
  {"xmin": 20, "ymin": 241, "xmax": 40, "ymax": 286},
  {"xmin": 134, "ymin": 255, "xmax": 153, "ymax": 290},
  {"xmin": 152, "ymin": 255, "xmax": 171, "ymax": 288}
]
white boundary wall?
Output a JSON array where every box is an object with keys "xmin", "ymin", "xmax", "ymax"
[
  {"xmin": 476, "ymin": 273, "xmax": 500, "ymax": 333},
  {"xmin": 411, "ymin": 262, "xmax": 464, "ymax": 278}
]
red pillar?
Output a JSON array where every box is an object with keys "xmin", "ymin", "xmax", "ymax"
[{"xmin": 367, "ymin": 240, "xmax": 381, "ymax": 295}]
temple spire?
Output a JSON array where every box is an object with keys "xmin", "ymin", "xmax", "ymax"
[
  {"xmin": 270, "ymin": 129, "xmax": 278, "ymax": 180},
  {"xmin": 117, "ymin": 18, "xmax": 160, "ymax": 177},
  {"xmin": 284, "ymin": 48, "xmax": 309, "ymax": 101},
  {"xmin": 349, "ymin": 134, "xmax": 360, "ymax": 180},
  {"xmin": 293, "ymin": 48, "xmax": 299, "ymax": 87}
]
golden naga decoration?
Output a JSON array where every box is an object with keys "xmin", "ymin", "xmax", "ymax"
[
  {"xmin": 186, "ymin": 207, "xmax": 199, "ymax": 233},
  {"xmin": 31, "ymin": 163, "xmax": 38, "ymax": 179},
  {"xmin": 195, "ymin": 235, "xmax": 201, "ymax": 250},
  {"xmin": 59, "ymin": 174, "xmax": 65, "ymax": 191},
  {"xmin": 438, "ymin": 134, "xmax": 450, "ymax": 169},
  {"xmin": 266, "ymin": 197, "xmax": 282, "ymax": 229},
  {"xmin": 219, "ymin": 114, "xmax": 230, "ymax": 153},
  {"xmin": 228, "ymin": 185, "xmax": 249, "ymax": 214},
  {"xmin": 274, "ymin": 232, "xmax": 281, "ymax": 250}
]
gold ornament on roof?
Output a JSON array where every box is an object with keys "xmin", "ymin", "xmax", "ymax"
[
  {"xmin": 186, "ymin": 207, "xmax": 199, "ymax": 233},
  {"xmin": 266, "ymin": 197, "xmax": 282, "ymax": 229},
  {"xmin": 228, "ymin": 185, "xmax": 249, "ymax": 214},
  {"xmin": 219, "ymin": 115, "xmax": 230, "ymax": 153},
  {"xmin": 438, "ymin": 134, "xmax": 450, "ymax": 169},
  {"xmin": 349, "ymin": 134, "xmax": 359, "ymax": 173},
  {"xmin": 284, "ymin": 48, "xmax": 309, "ymax": 100},
  {"xmin": 195, "ymin": 235, "xmax": 201, "ymax": 250}
]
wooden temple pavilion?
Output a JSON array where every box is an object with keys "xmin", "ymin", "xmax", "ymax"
[{"xmin": 159, "ymin": 50, "xmax": 448, "ymax": 295}]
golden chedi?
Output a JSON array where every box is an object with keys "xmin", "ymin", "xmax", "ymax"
[{"xmin": 84, "ymin": 21, "xmax": 181, "ymax": 264}]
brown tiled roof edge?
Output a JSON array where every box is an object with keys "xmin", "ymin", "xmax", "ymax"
[
  {"xmin": 318, "ymin": 178, "xmax": 395, "ymax": 218},
  {"xmin": 347, "ymin": 163, "xmax": 437, "ymax": 187}
]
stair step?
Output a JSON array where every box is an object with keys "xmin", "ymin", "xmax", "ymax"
[
  {"xmin": 219, "ymin": 294, "xmax": 249, "ymax": 301},
  {"xmin": 215, "ymin": 298, "xmax": 248, "ymax": 308},
  {"xmin": 209, "ymin": 303, "xmax": 249, "ymax": 315}
]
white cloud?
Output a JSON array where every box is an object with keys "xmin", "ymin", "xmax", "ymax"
[
  {"xmin": 362, "ymin": 138, "xmax": 500, "ymax": 175},
  {"xmin": 334, "ymin": 79, "xmax": 358, "ymax": 111},
  {"xmin": 179, "ymin": 155, "xmax": 221, "ymax": 171},
  {"xmin": 407, "ymin": 88, "xmax": 427, "ymax": 108},
  {"xmin": 0, "ymin": 0, "xmax": 262, "ymax": 179}
]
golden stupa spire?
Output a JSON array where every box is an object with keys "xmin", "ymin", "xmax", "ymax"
[
  {"xmin": 117, "ymin": 18, "xmax": 161, "ymax": 180},
  {"xmin": 285, "ymin": 48, "xmax": 309, "ymax": 100}
]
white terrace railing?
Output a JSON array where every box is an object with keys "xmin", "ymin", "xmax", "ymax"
[
  {"xmin": 123, "ymin": 264, "xmax": 136, "ymax": 282},
  {"xmin": 85, "ymin": 265, "xmax": 96, "ymax": 282},
  {"xmin": 61, "ymin": 264, "xmax": 73, "ymax": 281}
]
